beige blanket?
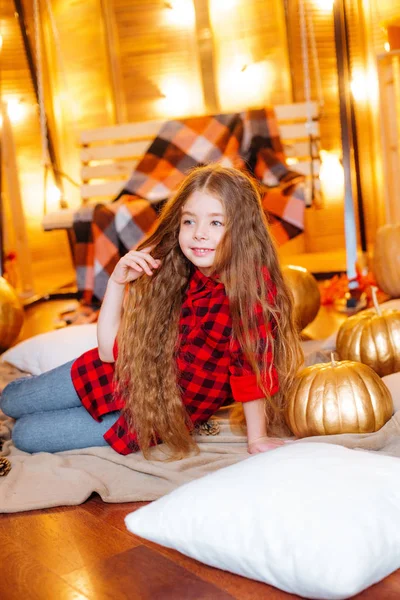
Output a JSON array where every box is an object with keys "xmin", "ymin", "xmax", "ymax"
[{"xmin": 1, "ymin": 363, "xmax": 400, "ymax": 514}]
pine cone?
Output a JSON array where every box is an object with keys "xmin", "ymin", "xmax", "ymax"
[
  {"xmin": 0, "ymin": 457, "xmax": 11, "ymax": 477},
  {"xmin": 194, "ymin": 420, "xmax": 220, "ymax": 436}
]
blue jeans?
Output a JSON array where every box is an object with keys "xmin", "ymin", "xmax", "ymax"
[{"xmin": 0, "ymin": 360, "xmax": 119, "ymax": 453}]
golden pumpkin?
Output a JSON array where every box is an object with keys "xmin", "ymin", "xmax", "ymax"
[
  {"xmin": 373, "ymin": 224, "xmax": 400, "ymax": 298},
  {"xmin": 0, "ymin": 277, "xmax": 24, "ymax": 352},
  {"xmin": 336, "ymin": 287, "xmax": 400, "ymax": 377},
  {"xmin": 282, "ymin": 265, "xmax": 320, "ymax": 331},
  {"xmin": 286, "ymin": 356, "xmax": 393, "ymax": 437}
]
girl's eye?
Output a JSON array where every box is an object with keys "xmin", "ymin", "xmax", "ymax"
[
  {"xmin": 182, "ymin": 219, "xmax": 195, "ymax": 225},
  {"xmin": 211, "ymin": 220, "xmax": 224, "ymax": 227}
]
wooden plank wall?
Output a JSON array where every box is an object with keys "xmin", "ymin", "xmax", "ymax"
[
  {"xmin": 285, "ymin": 1, "xmax": 346, "ymax": 254},
  {"xmin": 2, "ymin": 0, "xmax": 292, "ymax": 294},
  {"xmin": 338, "ymin": 0, "xmax": 400, "ymax": 240},
  {"xmin": 364, "ymin": 0, "xmax": 400, "ymax": 229},
  {"xmin": 1, "ymin": 0, "xmax": 75, "ymax": 296},
  {"xmin": 286, "ymin": 0, "xmax": 400, "ymax": 255},
  {"xmin": 7, "ymin": 0, "xmax": 400, "ymax": 293},
  {"xmin": 209, "ymin": 0, "xmax": 292, "ymax": 111}
]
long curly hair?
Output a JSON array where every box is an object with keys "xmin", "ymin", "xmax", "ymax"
[{"xmin": 115, "ymin": 164, "xmax": 303, "ymax": 459}]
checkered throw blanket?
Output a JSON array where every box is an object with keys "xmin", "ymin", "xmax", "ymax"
[{"xmin": 73, "ymin": 109, "xmax": 306, "ymax": 302}]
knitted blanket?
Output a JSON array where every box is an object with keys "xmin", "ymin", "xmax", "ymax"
[
  {"xmin": 1, "ymin": 361, "xmax": 400, "ymax": 514},
  {"xmin": 73, "ymin": 108, "xmax": 305, "ymax": 302}
]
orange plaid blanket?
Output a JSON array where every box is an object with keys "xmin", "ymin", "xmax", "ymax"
[{"xmin": 73, "ymin": 109, "xmax": 306, "ymax": 302}]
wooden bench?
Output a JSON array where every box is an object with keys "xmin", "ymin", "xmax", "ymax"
[{"xmin": 42, "ymin": 103, "xmax": 347, "ymax": 273}]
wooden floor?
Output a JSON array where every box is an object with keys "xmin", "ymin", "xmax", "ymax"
[
  {"xmin": 2, "ymin": 494, "xmax": 400, "ymax": 600},
  {"xmin": 1, "ymin": 298, "xmax": 400, "ymax": 599}
]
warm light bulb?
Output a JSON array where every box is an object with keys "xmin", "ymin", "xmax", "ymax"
[
  {"xmin": 164, "ymin": 0, "xmax": 195, "ymax": 27},
  {"xmin": 319, "ymin": 150, "xmax": 344, "ymax": 205},
  {"xmin": 6, "ymin": 98, "xmax": 26, "ymax": 123},
  {"xmin": 350, "ymin": 74, "xmax": 366, "ymax": 102},
  {"xmin": 210, "ymin": 0, "xmax": 237, "ymax": 15},
  {"xmin": 0, "ymin": 34, "xmax": 3, "ymax": 51},
  {"xmin": 218, "ymin": 57, "xmax": 274, "ymax": 111},
  {"xmin": 47, "ymin": 185, "xmax": 62, "ymax": 208},
  {"xmin": 350, "ymin": 69, "xmax": 378, "ymax": 103},
  {"xmin": 157, "ymin": 77, "xmax": 200, "ymax": 117},
  {"xmin": 313, "ymin": 0, "xmax": 334, "ymax": 9},
  {"xmin": 384, "ymin": 42, "xmax": 391, "ymax": 52}
]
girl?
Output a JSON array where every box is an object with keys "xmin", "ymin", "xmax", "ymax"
[{"xmin": 1, "ymin": 165, "xmax": 303, "ymax": 459}]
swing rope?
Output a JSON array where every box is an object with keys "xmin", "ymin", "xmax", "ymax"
[
  {"xmin": 33, "ymin": 0, "xmax": 50, "ymax": 204},
  {"xmin": 307, "ymin": 6, "xmax": 324, "ymax": 113},
  {"xmin": 298, "ymin": 0, "xmax": 324, "ymax": 207},
  {"xmin": 33, "ymin": 0, "xmax": 79, "ymax": 215}
]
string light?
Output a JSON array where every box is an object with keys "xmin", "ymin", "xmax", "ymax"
[
  {"xmin": 163, "ymin": 0, "xmax": 195, "ymax": 27},
  {"xmin": 47, "ymin": 185, "xmax": 62, "ymax": 207},
  {"xmin": 6, "ymin": 98, "xmax": 26, "ymax": 123},
  {"xmin": 319, "ymin": 150, "xmax": 344, "ymax": 205},
  {"xmin": 313, "ymin": 0, "xmax": 334, "ymax": 9},
  {"xmin": 219, "ymin": 57, "xmax": 274, "ymax": 111},
  {"xmin": 157, "ymin": 76, "xmax": 202, "ymax": 117},
  {"xmin": 350, "ymin": 69, "xmax": 378, "ymax": 103},
  {"xmin": 210, "ymin": 0, "xmax": 238, "ymax": 15}
]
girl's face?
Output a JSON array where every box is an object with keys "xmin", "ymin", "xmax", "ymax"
[{"xmin": 178, "ymin": 190, "xmax": 226, "ymax": 276}]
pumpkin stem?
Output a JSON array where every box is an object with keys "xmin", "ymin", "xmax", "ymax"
[
  {"xmin": 330, "ymin": 352, "xmax": 336, "ymax": 366},
  {"xmin": 371, "ymin": 286, "xmax": 382, "ymax": 316}
]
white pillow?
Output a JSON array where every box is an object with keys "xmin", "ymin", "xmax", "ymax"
[
  {"xmin": 380, "ymin": 299, "xmax": 400, "ymax": 311},
  {"xmin": 301, "ymin": 333, "xmax": 336, "ymax": 367},
  {"xmin": 382, "ymin": 372, "xmax": 400, "ymax": 413},
  {"xmin": 1, "ymin": 324, "xmax": 97, "ymax": 375},
  {"xmin": 125, "ymin": 443, "xmax": 400, "ymax": 600}
]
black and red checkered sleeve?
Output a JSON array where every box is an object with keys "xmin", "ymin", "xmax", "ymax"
[
  {"xmin": 229, "ymin": 274, "xmax": 279, "ymax": 403},
  {"xmin": 229, "ymin": 306, "xmax": 279, "ymax": 402},
  {"xmin": 71, "ymin": 347, "xmax": 123, "ymax": 421}
]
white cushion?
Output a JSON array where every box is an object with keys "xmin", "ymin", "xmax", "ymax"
[
  {"xmin": 301, "ymin": 333, "xmax": 336, "ymax": 366},
  {"xmin": 1, "ymin": 324, "xmax": 97, "ymax": 375},
  {"xmin": 380, "ymin": 299, "xmax": 400, "ymax": 311},
  {"xmin": 382, "ymin": 372, "xmax": 400, "ymax": 413},
  {"xmin": 125, "ymin": 443, "xmax": 400, "ymax": 600}
]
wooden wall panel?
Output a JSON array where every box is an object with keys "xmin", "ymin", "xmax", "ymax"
[
  {"xmin": 285, "ymin": 1, "xmax": 345, "ymax": 253},
  {"xmin": 209, "ymin": 0, "xmax": 292, "ymax": 111},
  {"xmin": 285, "ymin": 1, "xmax": 340, "ymax": 152},
  {"xmin": 345, "ymin": 0, "xmax": 400, "ymax": 238},
  {"xmin": 342, "ymin": 0, "xmax": 382, "ymax": 247},
  {"xmin": 285, "ymin": 0, "xmax": 400, "ymax": 252},
  {"xmin": 41, "ymin": 0, "xmax": 117, "ymax": 210},
  {"xmin": 367, "ymin": 0, "xmax": 400, "ymax": 51},
  {"xmin": 366, "ymin": 0, "xmax": 400, "ymax": 228},
  {"xmin": 1, "ymin": 0, "xmax": 74, "ymax": 295},
  {"xmin": 2, "ymin": 0, "xmax": 307, "ymax": 297},
  {"xmin": 42, "ymin": 0, "xmax": 115, "ymax": 131},
  {"xmin": 112, "ymin": 0, "xmax": 204, "ymax": 121}
]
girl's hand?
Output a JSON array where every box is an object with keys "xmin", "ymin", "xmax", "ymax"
[
  {"xmin": 247, "ymin": 436, "xmax": 287, "ymax": 454},
  {"xmin": 110, "ymin": 247, "xmax": 161, "ymax": 285}
]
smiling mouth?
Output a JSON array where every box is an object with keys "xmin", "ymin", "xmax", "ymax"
[{"xmin": 191, "ymin": 248, "xmax": 214, "ymax": 254}]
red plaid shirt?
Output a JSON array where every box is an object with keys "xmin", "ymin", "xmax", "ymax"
[{"xmin": 71, "ymin": 268, "xmax": 279, "ymax": 455}]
